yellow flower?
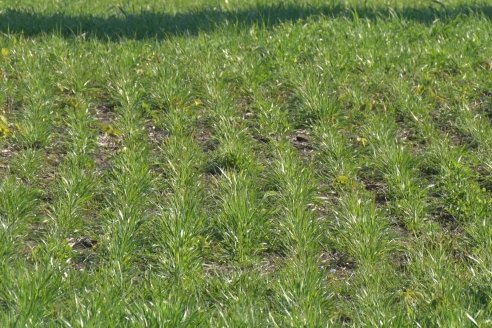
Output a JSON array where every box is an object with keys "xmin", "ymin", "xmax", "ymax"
[
  {"xmin": 357, "ymin": 137, "xmax": 368, "ymax": 146},
  {"xmin": 1, "ymin": 48, "xmax": 9, "ymax": 57},
  {"xmin": 336, "ymin": 175, "xmax": 349, "ymax": 185},
  {"xmin": 0, "ymin": 115, "xmax": 11, "ymax": 136},
  {"xmin": 98, "ymin": 122, "xmax": 123, "ymax": 137}
]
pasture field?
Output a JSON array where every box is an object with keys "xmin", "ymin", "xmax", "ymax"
[{"xmin": 1, "ymin": 0, "xmax": 492, "ymax": 326}]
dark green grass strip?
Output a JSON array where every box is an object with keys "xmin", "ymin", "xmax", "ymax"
[
  {"xmin": 67, "ymin": 77, "xmax": 155, "ymax": 325},
  {"xmin": 131, "ymin": 99, "xmax": 208, "ymax": 325},
  {"xmin": 201, "ymin": 86, "xmax": 273, "ymax": 325},
  {"xmin": 268, "ymin": 140, "xmax": 332, "ymax": 326}
]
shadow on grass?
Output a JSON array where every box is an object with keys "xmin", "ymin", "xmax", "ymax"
[{"xmin": 0, "ymin": 3, "xmax": 490, "ymax": 40}]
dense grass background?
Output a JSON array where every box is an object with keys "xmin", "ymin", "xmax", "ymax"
[{"xmin": 1, "ymin": 0, "xmax": 491, "ymax": 326}]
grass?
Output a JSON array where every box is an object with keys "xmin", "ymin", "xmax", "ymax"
[{"xmin": 0, "ymin": 0, "xmax": 491, "ymax": 326}]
